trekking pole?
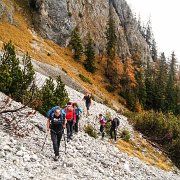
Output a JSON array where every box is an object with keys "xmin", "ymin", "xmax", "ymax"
[
  {"xmin": 63, "ymin": 131, "xmax": 67, "ymax": 154},
  {"xmin": 41, "ymin": 133, "xmax": 48, "ymax": 152}
]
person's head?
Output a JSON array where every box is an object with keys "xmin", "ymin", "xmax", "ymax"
[
  {"xmin": 55, "ymin": 109, "xmax": 61, "ymax": 117},
  {"xmin": 72, "ymin": 103, "xmax": 78, "ymax": 108},
  {"xmin": 67, "ymin": 102, "xmax": 72, "ymax": 105},
  {"xmin": 99, "ymin": 114, "xmax": 103, "ymax": 117},
  {"xmin": 67, "ymin": 102, "xmax": 72, "ymax": 110}
]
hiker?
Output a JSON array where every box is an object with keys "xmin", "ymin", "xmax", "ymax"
[
  {"xmin": 110, "ymin": 117, "xmax": 120, "ymax": 142},
  {"xmin": 98, "ymin": 114, "xmax": 106, "ymax": 140},
  {"xmin": 72, "ymin": 103, "xmax": 82, "ymax": 133},
  {"xmin": 82, "ymin": 92, "xmax": 92, "ymax": 116},
  {"xmin": 63, "ymin": 102, "xmax": 76, "ymax": 142},
  {"xmin": 47, "ymin": 108, "xmax": 66, "ymax": 161}
]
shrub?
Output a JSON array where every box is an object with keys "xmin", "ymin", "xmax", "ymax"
[
  {"xmin": 120, "ymin": 129, "xmax": 131, "ymax": 142},
  {"xmin": 106, "ymin": 85, "xmax": 115, "ymax": 92},
  {"xmin": 84, "ymin": 124, "xmax": 98, "ymax": 139},
  {"xmin": 68, "ymin": 12, "xmax": 72, "ymax": 17},
  {"xmin": 78, "ymin": 12, "xmax": 83, "ymax": 18},
  {"xmin": 125, "ymin": 111, "xmax": 180, "ymax": 168},
  {"xmin": 79, "ymin": 74, "xmax": 92, "ymax": 84}
]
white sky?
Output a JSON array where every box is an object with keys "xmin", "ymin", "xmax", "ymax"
[{"xmin": 126, "ymin": 0, "xmax": 180, "ymax": 63}]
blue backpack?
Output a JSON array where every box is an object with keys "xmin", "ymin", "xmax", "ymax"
[{"xmin": 46, "ymin": 106, "xmax": 60, "ymax": 118}]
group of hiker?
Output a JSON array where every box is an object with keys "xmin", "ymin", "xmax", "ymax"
[{"xmin": 46, "ymin": 92, "xmax": 120, "ymax": 161}]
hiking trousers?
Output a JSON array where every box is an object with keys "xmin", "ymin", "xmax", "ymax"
[
  {"xmin": 100, "ymin": 125, "xmax": 105, "ymax": 138},
  {"xmin": 110, "ymin": 127, "xmax": 117, "ymax": 141},
  {"xmin": 66, "ymin": 120, "xmax": 74, "ymax": 139},
  {"xmin": 51, "ymin": 130, "xmax": 63, "ymax": 156},
  {"xmin": 74, "ymin": 115, "xmax": 79, "ymax": 133}
]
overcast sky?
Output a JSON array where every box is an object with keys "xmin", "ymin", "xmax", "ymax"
[{"xmin": 126, "ymin": 0, "xmax": 180, "ymax": 63}]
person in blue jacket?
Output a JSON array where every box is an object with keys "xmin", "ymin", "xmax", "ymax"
[{"xmin": 72, "ymin": 103, "xmax": 82, "ymax": 133}]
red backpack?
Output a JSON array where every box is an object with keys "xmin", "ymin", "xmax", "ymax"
[{"xmin": 64, "ymin": 106, "xmax": 76, "ymax": 122}]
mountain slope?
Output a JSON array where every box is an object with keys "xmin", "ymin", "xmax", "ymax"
[
  {"xmin": 0, "ymin": 83, "xmax": 179, "ymax": 179},
  {"xmin": 0, "ymin": 0, "xmax": 126, "ymax": 111}
]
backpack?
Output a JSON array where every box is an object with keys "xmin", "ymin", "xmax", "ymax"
[
  {"xmin": 46, "ymin": 106, "xmax": 60, "ymax": 118},
  {"xmin": 64, "ymin": 107, "xmax": 75, "ymax": 121},
  {"xmin": 99, "ymin": 116, "xmax": 106, "ymax": 125},
  {"xmin": 114, "ymin": 118, "xmax": 120, "ymax": 127}
]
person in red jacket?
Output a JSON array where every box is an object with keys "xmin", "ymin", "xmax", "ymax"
[{"xmin": 64, "ymin": 102, "xmax": 76, "ymax": 142}]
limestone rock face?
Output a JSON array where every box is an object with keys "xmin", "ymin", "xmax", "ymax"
[
  {"xmin": 0, "ymin": 0, "xmax": 14, "ymax": 23},
  {"xmin": 31, "ymin": 0, "xmax": 152, "ymax": 62}
]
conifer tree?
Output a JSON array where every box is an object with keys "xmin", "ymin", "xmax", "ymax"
[
  {"xmin": 145, "ymin": 60, "xmax": 156, "ymax": 109},
  {"xmin": 84, "ymin": 33, "xmax": 96, "ymax": 73},
  {"xmin": 0, "ymin": 41, "xmax": 23, "ymax": 99},
  {"xmin": 54, "ymin": 76, "xmax": 69, "ymax": 107},
  {"xmin": 37, "ymin": 77, "xmax": 55, "ymax": 115},
  {"xmin": 150, "ymin": 38, "xmax": 158, "ymax": 61},
  {"xmin": 165, "ymin": 52, "xmax": 177, "ymax": 112},
  {"xmin": 154, "ymin": 52, "xmax": 168, "ymax": 111},
  {"xmin": 106, "ymin": 12, "xmax": 117, "ymax": 78},
  {"xmin": 69, "ymin": 28, "xmax": 83, "ymax": 61}
]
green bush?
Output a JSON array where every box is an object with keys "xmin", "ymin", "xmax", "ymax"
[
  {"xmin": 68, "ymin": 12, "xmax": 72, "ymax": 17},
  {"xmin": 120, "ymin": 129, "xmax": 131, "ymax": 142},
  {"xmin": 79, "ymin": 74, "xmax": 92, "ymax": 85},
  {"xmin": 125, "ymin": 111, "xmax": 180, "ymax": 168},
  {"xmin": 78, "ymin": 12, "xmax": 83, "ymax": 18},
  {"xmin": 106, "ymin": 85, "xmax": 115, "ymax": 92},
  {"xmin": 84, "ymin": 124, "xmax": 98, "ymax": 139}
]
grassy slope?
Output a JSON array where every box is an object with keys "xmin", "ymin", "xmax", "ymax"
[{"xmin": 0, "ymin": 0, "xmax": 175, "ymax": 171}]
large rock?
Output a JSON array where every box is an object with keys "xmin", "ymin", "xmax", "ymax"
[{"xmin": 31, "ymin": 0, "xmax": 152, "ymax": 62}]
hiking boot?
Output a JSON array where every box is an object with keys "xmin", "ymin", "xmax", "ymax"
[
  {"xmin": 69, "ymin": 136, "xmax": 73, "ymax": 140},
  {"xmin": 54, "ymin": 156, "xmax": 59, "ymax": 161},
  {"xmin": 67, "ymin": 138, "xmax": 70, "ymax": 143}
]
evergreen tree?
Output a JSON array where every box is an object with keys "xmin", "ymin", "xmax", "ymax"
[
  {"xmin": 37, "ymin": 77, "xmax": 55, "ymax": 115},
  {"xmin": 84, "ymin": 33, "xmax": 96, "ymax": 73},
  {"xmin": 106, "ymin": 12, "xmax": 117, "ymax": 78},
  {"xmin": 145, "ymin": 60, "xmax": 156, "ymax": 109},
  {"xmin": 69, "ymin": 28, "xmax": 83, "ymax": 61},
  {"xmin": 145, "ymin": 19, "xmax": 153, "ymax": 47},
  {"xmin": 54, "ymin": 76, "xmax": 69, "ymax": 107},
  {"xmin": 150, "ymin": 38, "xmax": 158, "ymax": 61},
  {"xmin": 154, "ymin": 52, "xmax": 168, "ymax": 111},
  {"xmin": 0, "ymin": 41, "xmax": 23, "ymax": 100},
  {"xmin": 165, "ymin": 52, "xmax": 177, "ymax": 112}
]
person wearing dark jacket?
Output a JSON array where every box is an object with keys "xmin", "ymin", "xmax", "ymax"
[
  {"xmin": 82, "ymin": 93, "xmax": 92, "ymax": 116},
  {"xmin": 110, "ymin": 117, "xmax": 119, "ymax": 142},
  {"xmin": 47, "ymin": 108, "xmax": 67, "ymax": 161}
]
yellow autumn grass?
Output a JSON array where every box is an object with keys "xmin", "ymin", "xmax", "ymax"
[{"xmin": 115, "ymin": 136, "xmax": 173, "ymax": 171}]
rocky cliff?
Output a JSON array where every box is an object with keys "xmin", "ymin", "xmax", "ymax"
[{"xmin": 30, "ymin": 0, "xmax": 151, "ymax": 62}]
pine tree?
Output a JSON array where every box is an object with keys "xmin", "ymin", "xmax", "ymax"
[
  {"xmin": 145, "ymin": 60, "xmax": 156, "ymax": 109},
  {"xmin": 106, "ymin": 12, "xmax": 117, "ymax": 78},
  {"xmin": 84, "ymin": 33, "xmax": 96, "ymax": 73},
  {"xmin": 54, "ymin": 76, "xmax": 69, "ymax": 107},
  {"xmin": 145, "ymin": 19, "xmax": 152, "ymax": 47},
  {"xmin": 154, "ymin": 52, "xmax": 168, "ymax": 111},
  {"xmin": 0, "ymin": 41, "xmax": 23, "ymax": 100},
  {"xmin": 69, "ymin": 28, "xmax": 83, "ymax": 61},
  {"xmin": 165, "ymin": 52, "xmax": 177, "ymax": 112},
  {"xmin": 150, "ymin": 38, "xmax": 157, "ymax": 61},
  {"xmin": 37, "ymin": 77, "xmax": 55, "ymax": 115}
]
